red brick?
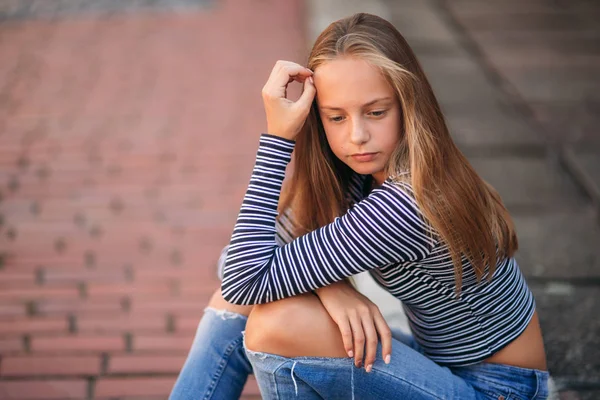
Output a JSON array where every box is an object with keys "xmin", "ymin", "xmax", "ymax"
[
  {"xmin": 243, "ymin": 376, "xmax": 261, "ymax": 396},
  {"xmin": 0, "ymin": 380, "xmax": 87, "ymax": 399},
  {"xmin": 32, "ymin": 335, "xmax": 125, "ymax": 352},
  {"xmin": 0, "ymin": 338, "xmax": 23, "ymax": 352},
  {"xmin": 129, "ymin": 299, "xmax": 207, "ymax": 314},
  {"xmin": 36, "ymin": 298, "xmax": 124, "ymax": 315},
  {"xmin": 108, "ymin": 355, "xmax": 186, "ymax": 374},
  {"xmin": 0, "ymin": 302, "xmax": 26, "ymax": 317},
  {"xmin": 94, "ymin": 377, "xmax": 175, "ymax": 398},
  {"xmin": 173, "ymin": 315, "xmax": 205, "ymax": 333},
  {"xmin": 0, "ymin": 271, "xmax": 36, "ymax": 287},
  {"xmin": 42, "ymin": 268, "xmax": 128, "ymax": 284},
  {"xmin": 86, "ymin": 282, "xmax": 173, "ymax": 299},
  {"xmin": 77, "ymin": 314, "xmax": 166, "ymax": 333},
  {"xmin": 135, "ymin": 267, "xmax": 213, "ymax": 282},
  {"xmin": 133, "ymin": 335, "xmax": 194, "ymax": 352},
  {"xmin": 0, "ymin": 316, "xmax": 68, "ymax": 336},
  {"xmin": 0, "ymin": 286, "xmax": 79, "ymax": 302},
  {"xmin": 1, "ymin": 355, "xmax": 101, "ymax": 376}
]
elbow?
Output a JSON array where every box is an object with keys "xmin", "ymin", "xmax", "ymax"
[
  {"xmin": 220, "ymin": 282, "xmax": 267, "ymax": 306},
  {"xmin": 220, "ymin": 283, "xmax": 253, "ymax": 306},
  {"xmin": 220, "ymin": 283, "xmax": 239, "ymax": 305}
]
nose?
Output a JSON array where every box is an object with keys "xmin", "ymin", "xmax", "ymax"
[{"xmin": 349, "ymin": 117, "xmax": 369, "ymax": 145}]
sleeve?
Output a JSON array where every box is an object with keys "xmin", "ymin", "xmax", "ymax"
[
  {"xmin": 216, "ymin": 205, "xmax": 297, "ymax": 279},
  {"xmin": 221, "ymin": 133, "xmax": 435, "ymax": 305}
]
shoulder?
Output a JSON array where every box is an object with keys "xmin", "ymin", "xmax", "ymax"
[
  {"xmin": 360, "ymin": 177, "xmax": 431, "ymax": 228},
  {"xmin": 368, "ymin": 176, "xmax": 418, "ymax": 208}
]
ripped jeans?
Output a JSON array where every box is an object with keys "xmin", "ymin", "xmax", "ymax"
[{"xmin": 170, "ymin": 307, "xmax": 549, "ymax": 399}]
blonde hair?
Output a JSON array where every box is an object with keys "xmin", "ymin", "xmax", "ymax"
[{"xmin": 278, "ymin": 13, "xmax": 518, "ymax": 292}]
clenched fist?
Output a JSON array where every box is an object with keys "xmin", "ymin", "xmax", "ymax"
[{"xmin": 262, "ymin": 60, "xmax": 317, "ymax": 141}]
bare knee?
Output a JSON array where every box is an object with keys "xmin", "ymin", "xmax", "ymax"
[
  {"xmin": 244, "ymin": 292, "xmax": 347, "ymax": 358},
  {"xmin": 207, "ymin": 288, "xmax": 254, "ymax": 317}
]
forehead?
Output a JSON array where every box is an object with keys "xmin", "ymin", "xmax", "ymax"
[{"xmin": 314, "ymin": 57, "xmax": 394, "ymax": 108}]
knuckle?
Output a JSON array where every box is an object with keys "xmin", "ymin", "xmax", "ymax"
[{"xmin": 380, "ymin": 326, "xmax": 392, "ymax": 336}]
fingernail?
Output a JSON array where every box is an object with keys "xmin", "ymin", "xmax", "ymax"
[
  {"xmin": 348, "ymin": 350, "xmax": 353, "ymax": 358},
  {"xmin": 366, "ymin": 364, "xmax": 372, "ymax": 373},
  {"xmin": 356, "ymin": 361, "xmax": 362, "ymax": 368},
  {"xmin": 385, "ymin": 355, "xmax": 391, "ymax": 364}
]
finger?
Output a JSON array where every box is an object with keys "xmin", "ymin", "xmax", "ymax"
[
  {"xmin": 294, "ymin": 76, "xmax": 316, "ymax": 111},
  {"xmin": 373, "ymin": 311, "xmax": 392, "ymax": 365},
  {"xmin": 271, "ymin": 63, "xmax": 312, "ymax": 92},
  {"xmin": 360, "ymin": 313, "xmax": 379, "ymax": 373},
  {"xmin": 336, "ymin": 317, "xmax": 355, "ymax": 359},
  {"xmin": 349, "ymin": 313, "xmax": 364, "ymax": 368},
  {"xmin": 263, "ymin": 64, "xmax": 312, "ymax": 100}
]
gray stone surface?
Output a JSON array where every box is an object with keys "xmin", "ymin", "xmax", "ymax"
[
  {"xmin": 499, "ymin": 69, "xmax": 600, "ymax": 104},
  {"xmin": 418, "ymin": 55, "xmax": 506, "ymax": 108},
  {"xmin": 445, "ymin": 108, "xmax": 545, "ymax": 147},
  {"xmin": 387, "ymin": 4, "xmax": 461, "ymax": 48},
  {"xmin": 514, "ymin": 210, "xmax": 600, "ymax": 279},
  {"xmin": 573, "ymin": 151, "xmax": 600, "ymax": 194},
  {"xmin": 469, "ymin": 157, "xmax": 588, "ymax": 209},
  {"xmin": 531, "ymin": 284, "xmax": 600, "ymax": 384}
]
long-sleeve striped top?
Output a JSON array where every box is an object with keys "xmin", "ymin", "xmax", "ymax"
[{"xmin": 220, "ymin": 133, "xmax": 535, "ymax": 366}]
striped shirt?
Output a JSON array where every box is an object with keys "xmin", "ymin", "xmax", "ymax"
[{"xmin": 221, "ymin": 133, "xmax": 536, "ymax": 366}]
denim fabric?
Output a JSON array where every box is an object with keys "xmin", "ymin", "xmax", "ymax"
[
  {"xmin": 169, "ymin": 308, "xmax": 548, "ymax": 400},
  {"xmin": 169, "ymin": 307, "xmax": 252, "ymax": 400}
]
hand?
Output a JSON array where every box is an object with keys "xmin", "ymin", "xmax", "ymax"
[
  {"xmin": 262, "ymin": 60, "xmax": 316, "ymax": 141},
  {"xmin": 315, "ymin": 280, "xmax": 392, "ymax": 372}
]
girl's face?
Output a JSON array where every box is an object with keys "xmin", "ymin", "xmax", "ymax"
[{"xmin": 314, "ymin": 56, "xmax": 402, "ymax": 186}]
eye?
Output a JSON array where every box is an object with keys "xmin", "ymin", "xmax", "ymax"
[
  {"xmin": 328, "ymin": 116, "xmax": 345, "ymax": 123},
  {"xmin": 369, "ymin": 110, "xmax": 387, "ymax": 117}
]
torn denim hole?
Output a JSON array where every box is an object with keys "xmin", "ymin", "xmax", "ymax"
[
  {"xmin": 241, "ymin": 330, "xmax": 268, "ymax": 360},
  {"xmin": 204, "ymin": 306, "xmax": 247, "ymax": 320}
]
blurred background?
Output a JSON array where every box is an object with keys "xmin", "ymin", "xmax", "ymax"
[{"xmin": 0, "ymin": 0, "xmax": 598, "ymax": 399}]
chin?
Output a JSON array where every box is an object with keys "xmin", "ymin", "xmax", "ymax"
[{"xmin": 350, "ymin": 164, "xmax": 379, "ymax": 175}]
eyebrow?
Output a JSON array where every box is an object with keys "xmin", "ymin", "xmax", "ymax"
[{"xmin": 319, "ymin": 97, "xmax": 393, "ymax": 111}]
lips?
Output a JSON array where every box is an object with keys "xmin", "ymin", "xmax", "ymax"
[{"xmin": 351, "ymin": 152, "xmax": 377, "ymax": 162}]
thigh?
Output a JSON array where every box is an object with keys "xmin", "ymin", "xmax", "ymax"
[
  {"xmin": 245, "ymin": 292, "xmax": 347, "ymax": 358},
  {"xmin": 245, "ymin": 332, "xmax": 481, "ymax": 399}
]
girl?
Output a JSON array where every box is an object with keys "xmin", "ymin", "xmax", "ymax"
[{"xmin": 170, "ymin": 13, "xmax": 549, "ymax": 399}]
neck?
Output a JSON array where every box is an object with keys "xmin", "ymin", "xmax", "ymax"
[{"xmin": 371, "ymin": 172, "xmax": 385, "ymax": 188}]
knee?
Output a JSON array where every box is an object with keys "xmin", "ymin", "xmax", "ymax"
[
  {"xmin": 244, "ymin": 292, "xmax": 347, "ymax": 358},
  {"xmin": 208, "ymin": 288, "xmax": 254, "ymax": 317}
]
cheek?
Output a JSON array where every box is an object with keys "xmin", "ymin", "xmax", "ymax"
[
  {"xmin": 324, "ymin": 129, "xmax": 348, "ymax": 157},
  {"xmin": 381, "ymin": 113, "xmax": 402, "ymax": 149}
]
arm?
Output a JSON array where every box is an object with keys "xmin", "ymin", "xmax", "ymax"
[
  {"xmin": 217, "ymin": 205, "xmax": 297, "ymax": 277},
  {"xmin": 218, "ymin": 171, "xmax": 368, "ymax": 273},
  {"xmin": 220, "ymin": 133, "xmax": 435, "ymax": 305}
]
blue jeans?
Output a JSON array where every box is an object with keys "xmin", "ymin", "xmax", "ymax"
[{"xmin": 170, "ymin": 307, "xmax": 549, "ymax": 399}]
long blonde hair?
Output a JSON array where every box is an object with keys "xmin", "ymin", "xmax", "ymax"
[{"xmin": 278, "ymin": 13, "xmax": 518, "ymax": 292}]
